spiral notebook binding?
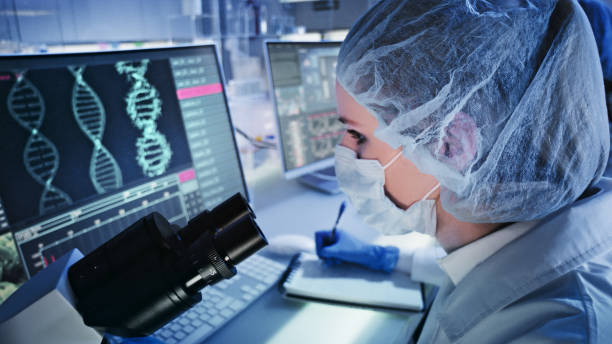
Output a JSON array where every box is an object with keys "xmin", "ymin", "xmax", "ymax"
[{"xmin": 278, "ymin": 253, "xmax": 303, "ymax": 290}]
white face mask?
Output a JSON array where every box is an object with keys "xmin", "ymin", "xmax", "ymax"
[{"xmin": 334, "ymin": 145, "xmax": 440, "ymax": 236}]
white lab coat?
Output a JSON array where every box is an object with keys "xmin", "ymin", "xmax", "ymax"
[{"xmin": 417, "ymin": 176, "xmax": 612, "ymax": 343}]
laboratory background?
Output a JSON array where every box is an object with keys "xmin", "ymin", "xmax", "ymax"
[
  {"xmin": 0, "ymin": 0, "xmax": 611, "ymax": 344},
  {"xmin": 0, "ymin": 0, "xmax": 371, "ymax": 141},
  {"xmin": 0, "ymin": 1, "xmax": 424, "ymax": 343}
]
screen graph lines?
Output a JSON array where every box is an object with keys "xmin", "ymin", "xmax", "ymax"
[
  {"xmin": 15, "ymin": 173, "xmax": 187, "ymax": 275},
  {"xmin": 36, "ymin": 192, "xmax": 186, "ymax": 271}
]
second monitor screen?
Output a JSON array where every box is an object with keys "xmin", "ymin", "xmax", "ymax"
[{"xmin": 268, "ymin": 42, "xmax": 344, "ymax": 172}]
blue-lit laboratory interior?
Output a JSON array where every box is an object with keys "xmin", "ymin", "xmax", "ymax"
[{"xmin": 0, "ymin": 1, "xmax": 611, "ymax": 343}]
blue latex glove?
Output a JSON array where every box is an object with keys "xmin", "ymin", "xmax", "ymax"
[{"xmin": 315, "ymin": 229, "xmax": 399, "ymax": 273}]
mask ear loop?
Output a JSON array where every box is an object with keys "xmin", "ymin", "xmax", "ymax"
[
  {"xmin": 382, "ymin": 150, "xmax": 404, "ymax": 170},
  {"xmin": 422, "ymin": 183, "xmax": 440, "ymax": 200},
  {"xmin": 382, "ymin": 150, "xmax": 440, "ymax": 201}
]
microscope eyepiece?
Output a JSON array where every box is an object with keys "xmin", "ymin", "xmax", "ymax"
[
  {"xmin": 211, "ymin": 193, "xmax": 266, "ymax": 265},
  {"xmin": 179, "ymin": 193, "xmax": 267, "ymax": 293},
  {"xmin": 68, "ymin": 193, "xmax": 268, "ymax": 337},
  {"xmin": 180, "ymin": 193, "xmax": 267, "ymax": 266}
]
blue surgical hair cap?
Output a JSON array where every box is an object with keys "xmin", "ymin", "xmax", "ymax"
[{"xmin": 337, "ymin": 0, "xmax": 609, "ymax": 222}]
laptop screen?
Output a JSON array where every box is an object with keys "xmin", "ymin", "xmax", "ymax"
[{"xmin": 0, "ymin": 45, "xmax": 247, "ymax": 289}]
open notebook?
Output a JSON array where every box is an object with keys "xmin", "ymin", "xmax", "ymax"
[{"xmin": 279, "ymin": 253, "xmax": 423, "ymax": 311}]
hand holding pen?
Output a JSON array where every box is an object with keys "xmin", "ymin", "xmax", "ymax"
[
  {"xmin": 315, "ymin": 200, "xmax": 399, "ymax": 272},
  {"xmin": 315, "ymin": 200, "xmax": 347, "ymax": 260}
]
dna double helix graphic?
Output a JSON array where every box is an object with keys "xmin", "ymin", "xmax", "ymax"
[
  {"xmin": 7, "ymin": 71, "xmax": 73, "ymax": 215},
  {"xmin": 68, "ymin": 66, "xmax": 123, "ymax": 194},
  {"xmin": 115, "ymin": 60, "xmax": 172, "ymax": 177}
]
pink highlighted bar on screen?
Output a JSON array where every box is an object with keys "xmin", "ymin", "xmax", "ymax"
[
  {"xmin": 178, "ymin": 169, "xmax": 196, "ymax": 183},
  {"xmin": 176, "ymin": 83, "xmax": 223, "ymax": 100}
]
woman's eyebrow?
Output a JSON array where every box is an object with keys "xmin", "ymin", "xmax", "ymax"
[{"xmin": 338, "ymin": 116, "xmax": 355, "ymax": 124}]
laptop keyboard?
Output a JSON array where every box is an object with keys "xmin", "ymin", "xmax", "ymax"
[{"xmin": 154, "ymin": 254, "xmax": 286, "ymax": 344}]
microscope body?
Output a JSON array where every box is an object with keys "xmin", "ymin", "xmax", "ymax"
[
  {"xmin": 69, "ymin": 213, "xmax": 203, "ymax": 337},
  {"xmin": 0, "ymin": 193, "xmax": 267, "ymax": 341}
]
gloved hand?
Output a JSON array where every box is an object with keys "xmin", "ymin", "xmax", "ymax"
[{"xmin": 315, "ymin": 229, "xmax": 399, "ymax": 273}]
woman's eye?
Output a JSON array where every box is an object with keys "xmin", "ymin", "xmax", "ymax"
[{"xmin": 347, "ymin": 129, "xmax": 367, "ymax": 144}]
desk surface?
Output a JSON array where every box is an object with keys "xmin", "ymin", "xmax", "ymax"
[{"xmin": 202, "ymin": 151, "xmax": 426, "ymax": 344}]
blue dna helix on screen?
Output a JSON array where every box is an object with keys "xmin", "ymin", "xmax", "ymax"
[
  {"xmin": 115, "ymin": 60, "xmax": 173, "ymax": 178},
  {"xmin": 69, "ymin": 66, "xmax": 124, "ymax": 194},
  {"xmin": 7, "ymin": 71, "xmax": 73, "ymax": 215}
]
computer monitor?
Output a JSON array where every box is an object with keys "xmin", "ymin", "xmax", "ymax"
[
  {"xmin": 265, "ymin": 41, "xmax": 343, "ymax": 193},
  {"xmin": 0, "ymin": 45, "xmax": 248, "ymax": 298}
]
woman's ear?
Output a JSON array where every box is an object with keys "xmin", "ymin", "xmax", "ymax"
[{"xmin": 437, "ymin": 111, "xmax": 478, "ymax": 172}]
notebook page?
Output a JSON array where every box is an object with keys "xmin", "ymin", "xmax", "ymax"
[{"xmin": 283, "ymin": 253, "xmax": 423, "ymax": 311}]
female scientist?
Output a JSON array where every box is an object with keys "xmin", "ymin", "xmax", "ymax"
[{"xmin": 316, "ymin": 0, "xmax": 612, "ymax": 342}]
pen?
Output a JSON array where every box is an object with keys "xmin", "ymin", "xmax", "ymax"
[{"xmin": 331, "ymin": 201, "xmax": 346, "ymax": 242}]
